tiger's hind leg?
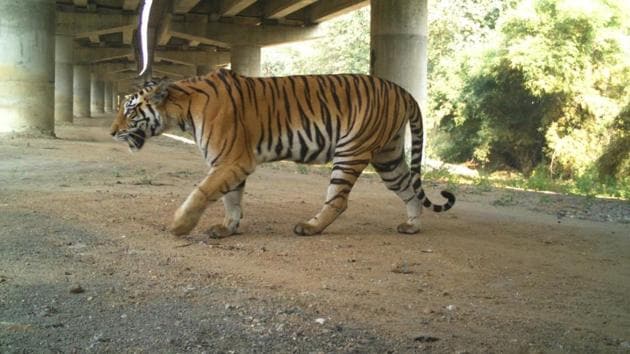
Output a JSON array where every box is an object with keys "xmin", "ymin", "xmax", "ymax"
[
  {"xmin": 293, "ymin": 156, "xmax": 370, "ymax": 236},
  {"xmin": 372, "ymin": 134, "xmax": 422, "ymax": 234},
  {"xmin": 207, "ymin": 181, "xmax": 245, "ymax": 238}
]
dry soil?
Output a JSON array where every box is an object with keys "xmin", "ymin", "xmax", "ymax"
[{"xmin": 1, "ymin": 116, "xmax": 629, "ymax": 353}]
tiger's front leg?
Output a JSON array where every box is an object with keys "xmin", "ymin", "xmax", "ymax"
[
  {"xmin": 170, "ymin": 166, "xmax": 250, "ymax": 236},
  {"xmin": 293, "ymin": 157, "xmax": 369, "ymax": 236}
]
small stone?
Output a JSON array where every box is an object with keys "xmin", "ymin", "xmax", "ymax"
[
  {"xmin": 446, "ymin": 304, "xmax": 456, "ymax": 311},
  {"xmin": 315, "ymin": 318, "xmax": 326, "ymax": 325},
  {"xmin": 414, "ymin": 335, "xmax": 440, "ymax": 343},
  {"xmin": 70, "ymin": 285, "xmax": 85, "ymax": 294}
]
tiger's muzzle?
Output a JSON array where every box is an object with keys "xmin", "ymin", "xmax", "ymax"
[{"xmin": 113, "ymin": 128, "xmax": 146, "ymax": 151}]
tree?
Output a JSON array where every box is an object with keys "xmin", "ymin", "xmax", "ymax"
[
  {"xmin": 431, "ymin": 0, "xmax": 630, "ymax": 179},
  {"xmin": 262, "ymin": 7, "xmax": 370, "ymax": 76}
]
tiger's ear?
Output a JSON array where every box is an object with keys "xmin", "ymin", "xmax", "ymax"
[{"xmin": 148, "ymin": 81, "xmax": 170, "ymax": 106}]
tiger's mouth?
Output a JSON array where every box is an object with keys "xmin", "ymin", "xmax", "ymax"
[{"xmin": 115, "ymin": 129, "xmax": 146, "ymax": 151}]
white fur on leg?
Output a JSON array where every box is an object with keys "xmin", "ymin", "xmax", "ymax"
[{"xmin": 170, "ymin": 189, "xmax": 207, "ymax": 236}]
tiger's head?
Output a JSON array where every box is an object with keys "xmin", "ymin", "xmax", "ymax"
[{"xmin": 110, "ymin": 80, "xmax": 170, "ymax": 151}]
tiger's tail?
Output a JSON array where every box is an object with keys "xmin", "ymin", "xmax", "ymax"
[{"xmin": 408, "ymin": 99, "xmax": 456, "ymax": 212}]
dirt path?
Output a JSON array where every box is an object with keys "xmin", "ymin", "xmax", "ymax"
[{"xmin": 1, "ymin": 116, "xmax": 629, "ymax": 353}]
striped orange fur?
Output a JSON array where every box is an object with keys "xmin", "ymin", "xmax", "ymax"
[{"xmin": 111, "ymin": 69, "xmax": 455, "ymax": 237}]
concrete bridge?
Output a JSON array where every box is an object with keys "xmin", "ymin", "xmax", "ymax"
[{"xmin": 0, "ymin": 0, "xmax": 427, "ymax": 136}]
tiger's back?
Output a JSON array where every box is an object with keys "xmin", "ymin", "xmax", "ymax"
[{"xmin": 181, "ymin": 70, "xmax": 417, "ymax": 167}]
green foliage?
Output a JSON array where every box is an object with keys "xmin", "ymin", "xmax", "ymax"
[
  {"xmin": 295, "ymin": 164, "xmax": 309, "ymax": 175},
  {"xmin": 596, "ymin": 101, "xmax": 630, "ymax": 179},
  {"xmin": 262, "ymin": 7, "xmax": 370, "ymax": 75},
  {"xmin": 430, "ymin": 0, "xmax": 630, "ymax": 186}
]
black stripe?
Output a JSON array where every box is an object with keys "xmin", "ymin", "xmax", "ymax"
[{"xmin": 330, "ymin": 178, "xmax": 353, "ymax": 186}]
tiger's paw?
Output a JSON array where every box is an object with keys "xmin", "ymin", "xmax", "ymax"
[
  {"xmin": 170, "ymin": 209, "xmax": 202, "ymax": 236},
  {"xmin": 207, "ymin": 224, "xmax": 236, "ymax": 239},
  {"xmin": 170, "ymin": 222, "xmax": 195, "ymax": 236},
  {"xmin": 396, "ymin": 222, "xmax": 421, "ymax": 234},
  {"xmin": 293, "ymin": 222, "xmax": 321, "ymax": 236}
]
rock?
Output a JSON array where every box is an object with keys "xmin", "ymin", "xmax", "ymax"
[
  {"xmin": 414, "ymin": 335, "xmax": 440, "ymax": 343},
  {"xmin": 70, "ymin": 285, "xmax": 85, "ymax": 294},
  {"xmin": 315, "ymin": 318, "xmax": 326, "ymax": 325}
]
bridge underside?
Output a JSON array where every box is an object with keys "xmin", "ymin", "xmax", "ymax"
[{"xmin": 0, "ymin": 0, "xmax": 427, "ymax": 136}]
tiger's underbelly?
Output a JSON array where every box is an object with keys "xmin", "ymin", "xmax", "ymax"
[{"xmin": 254, "ymin": 129, "xmax": 336, "ymax": 165}]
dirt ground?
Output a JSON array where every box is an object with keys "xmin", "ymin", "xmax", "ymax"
[{"xmin": 1, "ymin": 116, "xmax": 629, "ymax": 353}]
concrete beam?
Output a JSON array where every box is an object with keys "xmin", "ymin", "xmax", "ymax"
[
  {"xmin": 154, "ymin": 50, "xmax": 230, "ymax": 67},
  {"xmin": 73, "ymin": 47, "xmax": 133, "ymax": 64},
  {"xmin": 308, "ymin": 0, "xmax": 368, "ymax": 23},
  {"xmin": 174, "ymin": 0, "xmax": 202, "ymax": 14},
  {"xmin": 123, "ymin": 0, "xmax": 141, "ymax": 11},
  {"xmin": 154, "ymin": 68, "xmax": 188, "ymax": 78},
  {"xmin": 169, "ymin": 30, "xmax": 230, "ymax": 49},
  {"xmin": 220, "ymin": 0, "xmax": 257, "ymax": 16},
  {"xmin": 57, "ymin": 12, "xmax": 135, "ymax": 35},
  {"xmin": 95, "ymin": 63, "xmax": 196, "ymax": 78},
  {"xmin": 76, "ymin": 48, "xmax": 228, "ymax": 68},
  {"xmin": 170, "ymin": 20, "xmax": 321, "ymax": 47},
  {"xmin": 92, "ymin": 63, "xmax": 136, "ymax": 76},
  {"xmin": 265, "ymin": 0, "xmax": 317, "ymax": 19},
  {"xmin": 76, "ymin": 25, "xmax": 136, "ymax": 41}
]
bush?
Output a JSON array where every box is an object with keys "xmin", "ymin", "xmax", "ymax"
[{"xmin": 431, "ymin": 0, "xmax": 630, "ymax": 184}]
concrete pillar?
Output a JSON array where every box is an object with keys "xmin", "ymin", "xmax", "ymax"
[
  {"xmin": 90, "ymin": 73, "xmax": 105, "ymax": 115},
  {"xmin": 104, "ymin": 81, "xmax": 113, "ymax": 113},
  {"xmin": 111, "ymin": 82, "xmax": 119, "ymax": 112},
  {"xmin": 0, "ymin": 0, "xmax": 56, "ymax": 135},
  {"xmin": 230, "ymin": 45, "xmax": 261, "ymax": 77},
  {"xmin": 197, "ymin": 65, "xmax": 211, "ymax": 76},
  {"xmin": 54, "ymin": 35, "xmax": 74, "ymax": 124},
  {"xmin": 370, "ymin": 0, "xmax": 428, "ymax": 104},
  {"xmin": 73, "ymin": 65, "xmax": 90, "ymax": 117}
]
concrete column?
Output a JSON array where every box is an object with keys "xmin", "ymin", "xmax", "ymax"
[
  {"xmin": 197, "ymin": 65, "xmax": 211, "ymax": 76},
  {"xmin": 54, "ymin": 34, "xmax": 74, "ymax": 124},
  {"xmin": 230, "ymin": 45, "xmax": 261, "ymax": 77},
  {"xmin": 104, "ymin": 81, "xmax": 113, "ymax": 113},
  {"xmin": 370, "ymin": 0, "xmax": 428, "ymax": 104},
  {"xmin": 90, "ymin": 73, "xmax": 105, "ymax": 115},
  {"xmin": 0, "ymin": 0, "xmax": 56, "ymax": 135},
  {"xmin": 111, "ymin": 82, "xmax": 119, "ymax": 112},
  {"xmin": 73, "ymin": 65, "xmax": 90, "ymax": 117}
]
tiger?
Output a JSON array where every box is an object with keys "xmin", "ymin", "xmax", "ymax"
[{"xmin": 110, "ymin": 68, "xmax": 455, "ymax": 237}]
